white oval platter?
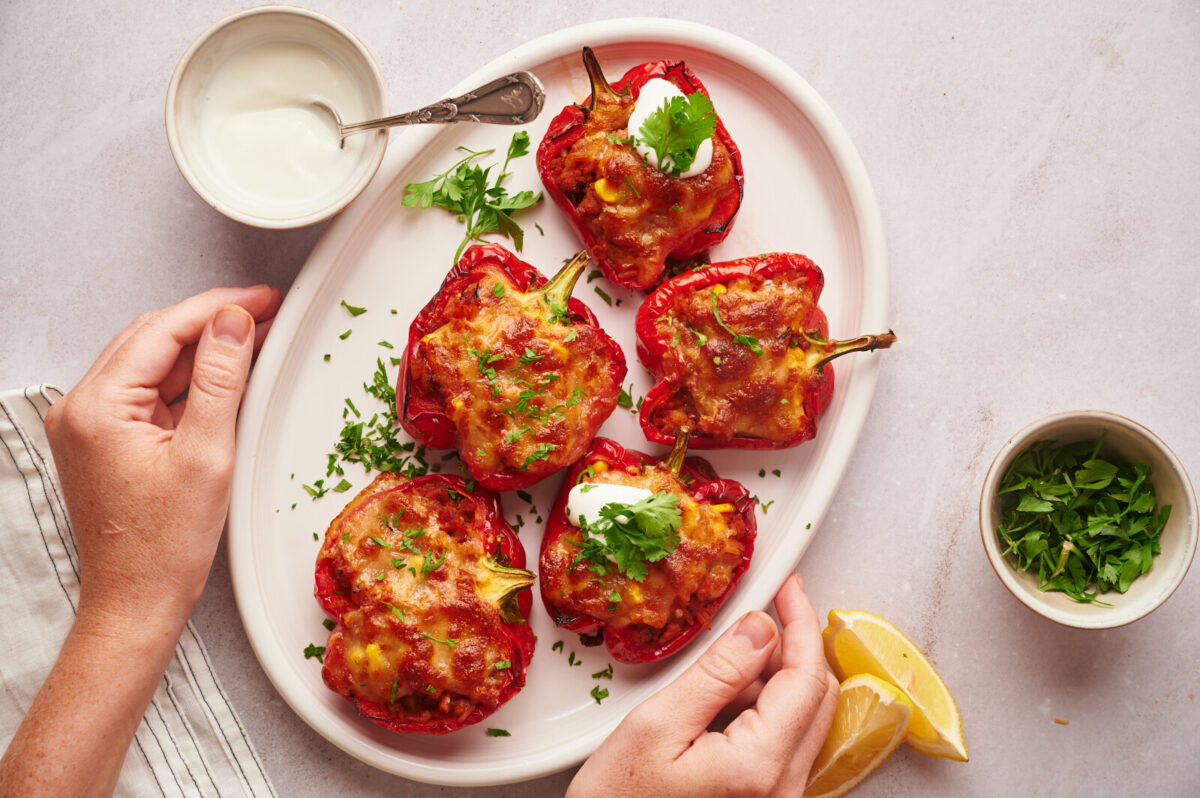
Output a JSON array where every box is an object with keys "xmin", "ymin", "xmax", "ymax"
[{"xmin": 229, "ymin": 17, "xmax": 889, "ymax": 787}]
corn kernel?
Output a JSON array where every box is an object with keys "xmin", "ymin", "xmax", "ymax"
[
  {"xmin": 712, "ymin": 284, "xmax": 727, "ymax": 295},
  {"xmin": 710, "ymin": 503, "xmax": 735, "ymax": 513},
  {"xmin": 593, "ymin": 178, "xmax": 622, "ymax": 203},
  {"xmin": 591, "ymin": 461, "xmax": 608, "ymax": 473}
]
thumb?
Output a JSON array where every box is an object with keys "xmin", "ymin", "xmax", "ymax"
[
  {"xmin": 176, "ymin": 304, "xmax": 254, "ymax": 461},
  {"xmin": 639, "ymin": 611, "xmax": 778, "ymax": 751}
]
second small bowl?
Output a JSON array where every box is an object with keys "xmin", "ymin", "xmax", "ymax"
[{"xmin": 980, "ymin": 410, "xmax": 1197, "ymax": 629}]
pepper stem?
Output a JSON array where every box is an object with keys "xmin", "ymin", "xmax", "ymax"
[
  {"xmin": 806, "ymin": 329, "xmax": 897, "ymax": 370},
  {"xmin": 538, "ymin": 250, "xmax": 590, "ymax": 312},
  {"xmin": 481, "ymin": 557, "xmax": 536, "ymax": 624},
  {"xmin": 664, "ymin": 427, "xmax": 693, "ymax": 474},
  {"xmin": 580, "ymin": 47, "xmax": 617, "ymax": 110}
]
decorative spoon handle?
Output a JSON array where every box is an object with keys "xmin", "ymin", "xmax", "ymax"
[{"xmin": 333, "ymin": 71, "xmax": 545, "ymax": 141}]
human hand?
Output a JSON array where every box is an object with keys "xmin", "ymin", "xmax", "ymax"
[
  {"xmin": 568, "ymin": 575, "xmax": 839, "ymax": 798},
  {"xmin": 45, "ymin": 285, "xmax": 282, "ymax": 632}
]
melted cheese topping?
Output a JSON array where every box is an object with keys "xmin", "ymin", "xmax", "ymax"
[
  {"xmin": 652, "ymin": 271, "xmax": 826, "ymax": 442},
  {"xmin": 546, "ymin": 84, "xmax": 739, "ymax": 288},
  {"xmin": 318, "ymin": 479, "xmax": 521, "ymax": 721},
  {"xmin": 409, "ymin": 268, "xmax": 620, "ymax": 481},
  {"xmin": 540, "ymin": 462, "xmax": 748, "ymax": 649}
]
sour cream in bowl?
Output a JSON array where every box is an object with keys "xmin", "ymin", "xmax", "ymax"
[{"xmin": 166, "ymin": 6, "xmax": 388, "ymax": 229}]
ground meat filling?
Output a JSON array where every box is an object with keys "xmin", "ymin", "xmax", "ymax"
[
  {"xmin": 541, "ymin": 462, "xmax": 748, "ymax": 649},
  {"xmin": 318, "ymin": 480, "xmax": 520, "ymax": 724},
  {"xmin": 409, "ymin": 267, "xmax": 619, "ymax": 480},
  {"xmin": 651, "ymin": 271, "xmax": 826, "ymax": 442},
  {"xmin": 546, "ymin": 87, "xmax": 740, "ymax": 288}
]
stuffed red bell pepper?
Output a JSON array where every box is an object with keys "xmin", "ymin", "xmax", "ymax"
[
  {"xmin": 539, "ymin": 431, "xmax": 756, "ymax": 663},
  {"xmin": 635, "ymin": 252, "xmax": 896, "ymax": 449},
  {"xmin": 315, "ymin": 471, "xmax": 536, "ymax": 734},
  {"xmin": 398, "ymin": 243, "xmax": 626, "ymax": 491},
  {"xmin": 537, "ymin": 47, "xmax": 744, "ymax": 290}
]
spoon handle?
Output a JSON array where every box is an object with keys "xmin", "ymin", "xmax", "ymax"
[{"xmin": 338, "ymin": 72, "xmax": 545, "ymax": 137}]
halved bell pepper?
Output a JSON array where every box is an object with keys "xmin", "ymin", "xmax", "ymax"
[
  {"xmin": 398, "ymin": 243, "xmax": 627, "ymax": 491},
  {"xmin": 536, "ymin": 47, "xmax": 744, "ymax": 290},
  {"xmin": 316, "ymin": 471, "xmax": 536, "ymax": 734},
  {"xmin": 635, "ymin": 252, "xmax": 896, "ymax": 449},
  {"xmin": 539, "ymin": 431, "xmax": 756, "ymax": 663}
]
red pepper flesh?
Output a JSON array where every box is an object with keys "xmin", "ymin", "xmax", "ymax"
[
  {"xmin": 635, "ymin": 253, "xmax": 896, "ymax": 449},
  {"xmin": 537, "ymin": 47, "xmax": 744, "ymax": 290},
  {"xmin": 398, "ymin": 243, "xmax": 627, "ymax": 490},
  {"xmin": 539, "ymin": 435, "xmax": 756, "ymax": 663},
  {"xmin": 316, "ymin": 471, "xmax": 536, "ymax": 735}
]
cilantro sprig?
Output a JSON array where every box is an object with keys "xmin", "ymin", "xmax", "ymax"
[
  {"xmin": 568, "ymin": 492, "xmax": 683, "ymax": 581},
  {"xmin": 996, "ymin": 436, "xmax": 1171, "ymax": 603},
  {"xmin": 636, "ymin": 93, "xmax": 716, "ymax": 177},
  {"xmin": 402, "ymin": 132, "xmax": 542, "ymax": 263}
]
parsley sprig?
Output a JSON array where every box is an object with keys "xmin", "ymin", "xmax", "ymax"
[
  {"xmin": 636, "ymin": 93, "xmax": 716, "ymax": 177},
  {"xmin": 711, "ymin": 290, "xmax": 762, "ymax": 356},
  {"xmin": 996, "ymin": 436, "xmax": 1171, "ymax": 603},
  {"xmin": 568, "ymin": 492, "xmax": 683, "ymax": 581},
  {"xmin": 402, "ymin": 132, "xmax": 542, "ymax": 263}
]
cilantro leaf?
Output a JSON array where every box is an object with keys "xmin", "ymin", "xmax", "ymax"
[
  {"xmin": 636, "ymin": 92, "xmax": 717, "ymax": 177},
  {"xmin": 568, "ymin": 492, "xmax": 683, "ymax": 581}
]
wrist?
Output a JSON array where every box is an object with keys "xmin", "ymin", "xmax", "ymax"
[{"xmin": 72, "ymin": 600, "xmax": 188, "ymax": 655}]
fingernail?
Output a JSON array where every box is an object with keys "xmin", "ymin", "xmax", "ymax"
[
  {"xmin": 793, "ymin": 573, "xmax": 806, "ymax": 592},
  {"xmin": 734, "ymin": 612, "xmax": 775, "ymax": 650},
  {"xmin": 213, "ymin": 305, "xmax": 252, "ymax": 345}
]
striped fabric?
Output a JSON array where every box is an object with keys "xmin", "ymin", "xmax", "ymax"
[{"xmin": 0, "ymin": 386, "xmax": 276, "ymax": 798}]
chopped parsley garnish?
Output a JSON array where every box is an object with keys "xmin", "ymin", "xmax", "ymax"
[
  {"xmin": 568, "ymin": 651, "xmax": 580, "ymax": 667},
  {"xmin": 339, "ymin": 329, "xmax": 352, "ymax": 340},
  {"xmin": 623, "ymin": 175, "xmax": 641, "ymax": 199},
  {"xmin": 552, "ymin": 641, "xmax": 564, "ymax": 653},
  {"xmin": 493, "ymin": 659, "xmax": 511, "ymax": 670},
  {"xmin": 390, "ymin": 677, "xmax": 399, "ymax": 704},
  {"xmin": 420, "ymin": 632, "xmax": 457, "ymax": 647},
  {"xmin": 402, "ymin": 131, "xmax": 543, "ymax": 263},
  {"xmin": 493, "ymin": 282, "xmax": 506, "ymax": 298},
  {"xmin": 594, "ymin": 286, "xmax": 613, "ymax": 306},
  {"xmin": 568, "ymin": 492, "xmax": 683, "ymax": 581},
  {"xmin": 486, "ymin": 728, "xmax": 511, "ymax": 737},
  {"xmin": 384, "ymin": 602, "xmax": 406, "ymax": 622},
  {"xmin": 592, "ymin": 663, "xmax": 614, "ymax": 680},
  {"xmin": 377, "ymin": 340, "xmax": 394, "ymax": 349},
  {"xmin": 617, "ymin": 384, "xmax": 635, "ymax": 409},
  {"xmin": 303, "ymin": 643, "xmax": 326, "ymax": 663},
  {"xmin": 421, "ymin": 547, "xmax": 447, "ymax": 578},
  {"xmin": 332, "ymin": 479, "xmax": 352, "ymax": 493},
  {"xmin": 340, "ymin": 300, "xmax": 367, "ymax": 317},
  {"xmin": 590, "ymin": 685, "xmax": 610, "ymax": 704},
  {"xmin": 518, "ymin": 347, "xmax": 544, "ymax": 365},
  {"xmin": 636, "ymin": 92, "xmax": 716, "ymax": 177},
  {"xmin": 520, "ymin": 442, "xmax": 559, "ymax": 470},
  {"xmin": 322, "ymin": 618, "xmax": 336, "ymax": 631},
  {"xmin": 711, "ymin": 289, "xmax": 762, "ymax": 356},
  {"xmin": 996, "ymin": 436, "xmax": 1170, "ymax": 603}
]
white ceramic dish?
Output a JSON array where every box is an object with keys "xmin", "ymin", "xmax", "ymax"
[
  {"xmin": 165, "ymin": 5, "xmax": 388, "ymax": 228},
  {"xmin": 980, "ymin": 410, "xmax": 1198, "ymax": 629},
  {"xmin": 229, "ymin": 18, "xmax": 889, "ymax": 786}
]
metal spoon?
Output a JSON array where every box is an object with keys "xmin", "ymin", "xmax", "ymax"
[{"xmin": 314, "ymin": 71, "xmax": 545, "ymax": 148}]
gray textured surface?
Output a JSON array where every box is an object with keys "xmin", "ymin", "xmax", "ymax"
[{"xmin": 2, "ymin": 2, "xmax": 1198, "ymax": 796}]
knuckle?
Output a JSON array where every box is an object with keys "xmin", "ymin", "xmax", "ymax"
[
  {"xmin": 696, "ymin": 644, "xmax": 749, "ymax": 692},
  {"xmin": 190, "ymin": 355, "xmax": 245, "ymax": 399}
]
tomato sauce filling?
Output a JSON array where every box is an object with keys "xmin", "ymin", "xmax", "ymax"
[
  {"xmin": 649, "ymin": 271, "xmax": 828, "ymax": 443},
  {"xmin": 540, "ymin": 461, "xmax": 749, "ymax": 650},
  {"xmin": 408, "ymin": 266, "xmax": 620, "ymax": 481}
]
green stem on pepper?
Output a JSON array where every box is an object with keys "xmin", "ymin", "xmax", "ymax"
[
  {"xmin": 581, "ymin": 46, "xmax": 622, "ymax": 113},
  {"xmin": 663, "ymin": 427, "xmax": 693, "ymax": 475},
  {"xmin": 479, "ymin": 557, "xmax": 537, "ymax": 624},
  {"xmin": 802, "ymin": 329, "xmax": 897, "ymax": 371},
  {"xmin": 537, "ymin": 250, "xmax": 590, "ymax": 315}
]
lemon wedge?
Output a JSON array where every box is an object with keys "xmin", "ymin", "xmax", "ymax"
[
  {"xmin": 822, "ymin": 609, "xmax": 968, "ymax": 761},
  {"xmin": 804, "ymin": 673, "xmax": 913, "ymax": 798}
]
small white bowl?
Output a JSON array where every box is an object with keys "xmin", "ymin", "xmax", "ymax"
[
  {"xmin": 980, "ymin": 410, "xmax": 1197, "ymax": 629},
  {"xmin": 165, "ymin": 6, "xmax": 388, "ymax": 228}
]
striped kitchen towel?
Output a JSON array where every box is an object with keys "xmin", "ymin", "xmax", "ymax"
[{"xmin": 0, "ymin": 386, "xmax": 276, "ymax": 798}]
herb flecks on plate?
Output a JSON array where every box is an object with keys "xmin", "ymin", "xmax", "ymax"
[{"xmin": 996, "ymin": 436, "xmax": 1171, "ymax": 604}]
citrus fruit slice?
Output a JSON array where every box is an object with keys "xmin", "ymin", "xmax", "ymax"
[
  {"xmin": 822, "ymin": 609, "xmax": 968, "ymax": 761},
  {"xmin": 804, "ymin": 673, "xmax": 913, "ymax": 798}
]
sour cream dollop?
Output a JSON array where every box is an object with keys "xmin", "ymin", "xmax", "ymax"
[
  {"xmin": 626, "ymin": 78, "xmax": 714, "ymax": 179},
  {"xmin": 565, "ymin": 483, "xmax": 654, "ymax": 527}
]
